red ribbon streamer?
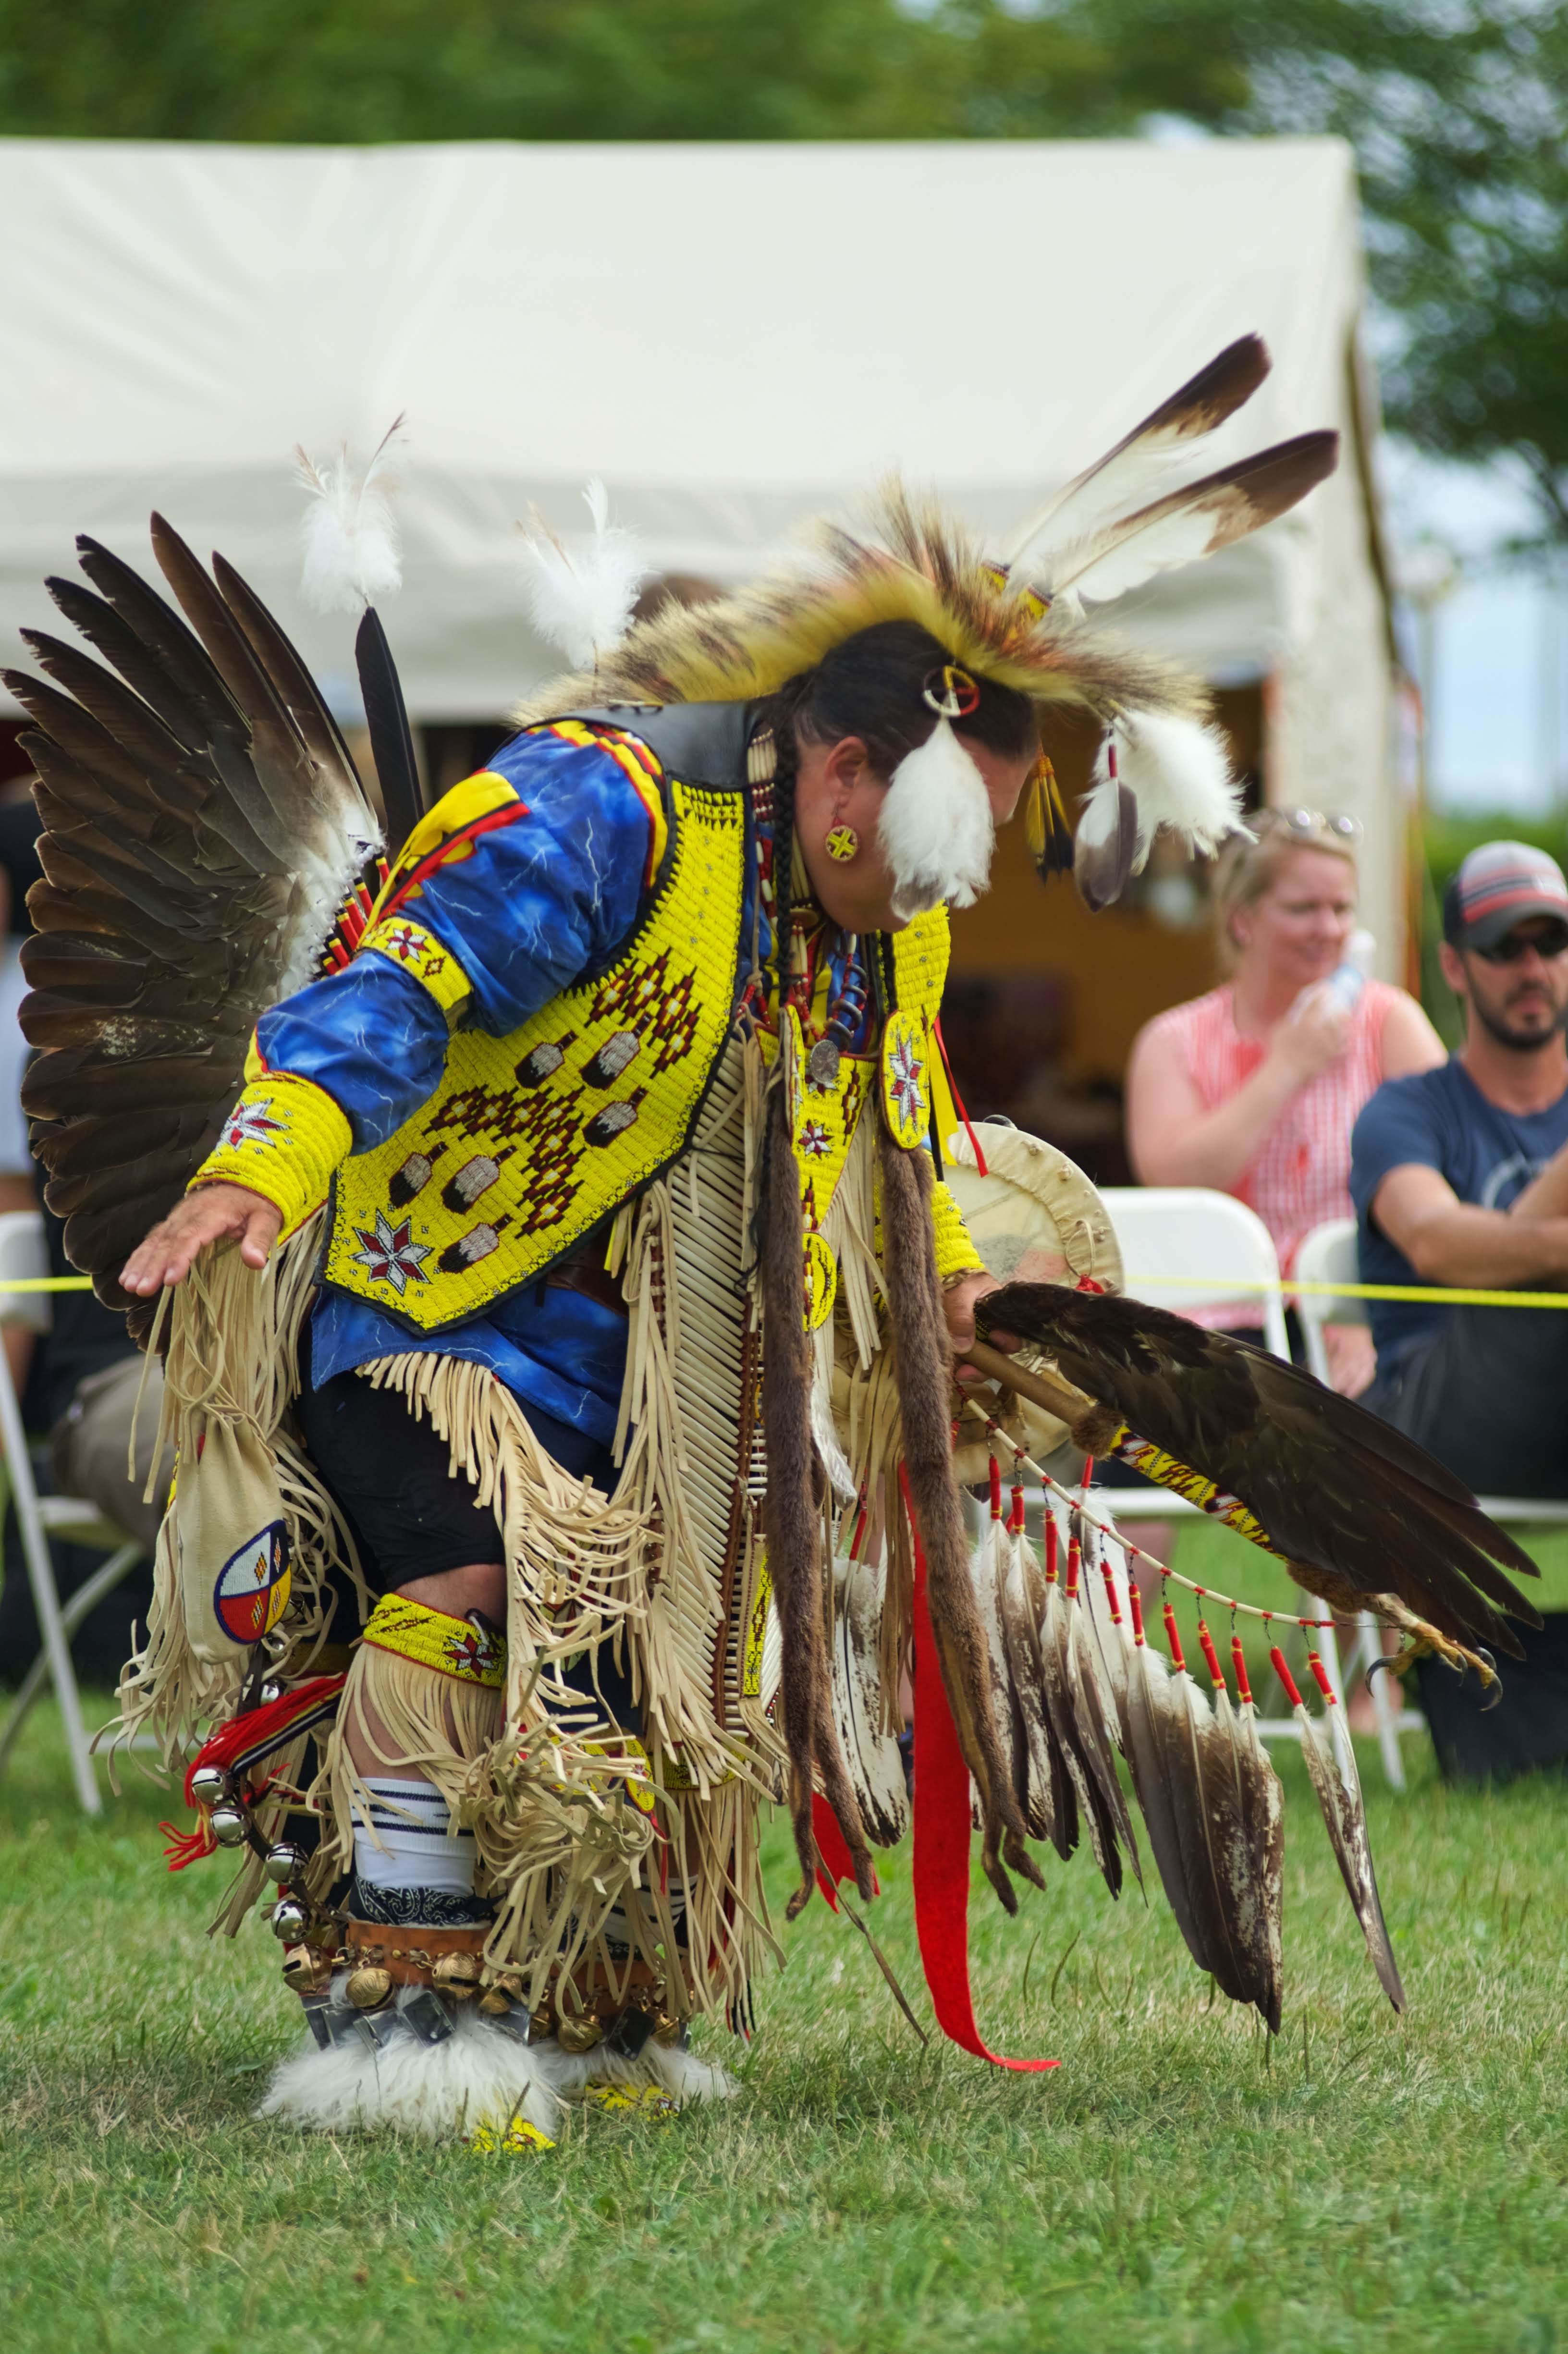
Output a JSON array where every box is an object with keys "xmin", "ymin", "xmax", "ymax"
[
  {"xmin": 906, "ymin": 1476, "xmax": 1056, "ymax": 2073},
  {"xmin": 811, "ymin": 1791, "xmax": 881, "ymax": 1910}
]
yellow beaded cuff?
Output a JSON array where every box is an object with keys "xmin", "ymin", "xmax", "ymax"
[
  {"xmin": 931, "ymin": 1178, "xmax": 986, "ymax": 1284},
  {"xmin": 361, "ymin": 1594, "xmax": 507, "ymax": 1687},
  {"xmin": 361, "ymin": 914, "xmax": 473, "ymax": 1023},
  {"xmin": 192, "ymin": 1070, "xmax": 354, "ymax": 1238}
]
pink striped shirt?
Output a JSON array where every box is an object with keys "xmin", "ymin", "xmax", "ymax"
[{"xmin": 1139, "ymin": 979, "xmax": 1402, "ymax": 1284}]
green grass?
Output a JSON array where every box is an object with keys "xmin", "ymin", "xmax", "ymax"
[{"xmin": 2, "ymin": 1520, "xmax": 1566, "ymax": 2354}]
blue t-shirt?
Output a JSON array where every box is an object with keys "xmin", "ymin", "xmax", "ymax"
[{"xmin": 1349, "ymin": 1057, "xmax": 1568, "ymax": 1365}]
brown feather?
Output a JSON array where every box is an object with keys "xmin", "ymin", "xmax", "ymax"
[
  {"xmin": 1293, "ymin": 1689, "xmax": 1405, "ymax": 2011},
  {"xmin": 996, "ymin": 1532, "xmax": 1058, "ymax": 1846},
  {"xmin": 1073, "ymin": 777, "xmax": 1139, "ymax": 913},
  {"xmin": 1216, "ymin": 1678, "xmax": 1284, "ymax": 2033}
]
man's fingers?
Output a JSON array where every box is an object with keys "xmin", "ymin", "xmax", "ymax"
[
  {"xmin": 239, "ymin": 1203, "xmax": 280, "ymax": 1269},
  {"xmin": 118, "ymin": 1189, "xmax": 278, "ymax": 1293}
]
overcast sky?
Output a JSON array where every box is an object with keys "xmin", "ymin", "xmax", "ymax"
[{"xmin": 1382, "ymin": 444, "xmax": 1568, "ymax": 819}]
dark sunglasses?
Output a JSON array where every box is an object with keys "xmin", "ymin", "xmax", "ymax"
[{"xmin": 1470, "ymin": 921, "xmax": 1568, "ymax": 964}]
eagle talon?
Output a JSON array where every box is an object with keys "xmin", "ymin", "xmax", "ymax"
[{"xmin": 1385, "ymin": 1617, "xmax": 1502, "ymax": 1695}]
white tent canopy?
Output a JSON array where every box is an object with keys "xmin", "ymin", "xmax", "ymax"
[{"xmin": 0, "ymin": 134, "xmax": 1401, "ymax": 952}]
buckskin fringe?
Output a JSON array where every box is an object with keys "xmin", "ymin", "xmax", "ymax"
[
  {"xmin": 874, "ymin": 1128, "xmax": 1041, "ymax": 1914},
  {"xmin": 114, "ymin": 1212, "xmax": 364, "ymax": 1766},
  {"xmin": 306, "ymin": 1637, "xmax": 503, "ymax": 1892},
  {"xmin": 352, "ymin": 1347, "xmax": 778, "ymax": 2016}
]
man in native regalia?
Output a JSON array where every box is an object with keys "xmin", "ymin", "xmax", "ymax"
[{"xmin": 12, "ymin": 340, "xmax": 1540, "ymax": 2147}]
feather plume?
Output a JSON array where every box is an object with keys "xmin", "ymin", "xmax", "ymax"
[
  {"xmin": 1085, "ymin": 711, "xmax": 1246, "ymax": 890},
  {"xmin": 295, "ymin": 416, "xmax": 407, "ymax": 615},
  {"xmin": 522, "ymin": 479, "xmax": 646, "ymax": 671},
  {"xmin": 1041, "ymin": 433, "xmax": 1338, "ymax": 609},
  {"xmin": 1005, "ymin": 335, "xmax": 1271, "ymax": 584},
  {"xmin": 879, "ymin": 717, "xmax": 994, "ymax": 921}
]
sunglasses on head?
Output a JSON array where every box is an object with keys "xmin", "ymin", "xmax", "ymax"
[
  {"xmin": 1251, "ymin": 807, "xmax": 1364, "ymax": 845},
  {"xmin": 1470, "ymin": 920, "xmax": 1568, "ymax": 964}
]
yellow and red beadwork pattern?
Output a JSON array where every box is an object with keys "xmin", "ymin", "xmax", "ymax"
[
  {"xmin": 361, "ymin": 1593, "xmax": 508, "ymax": 1687},
  {"xmin": 325, "ymin": 770, "xmax": 748, "ymax": 1332},
  {"xmin": 361, "ymin": 912, "xmax": 472, "ymax": 1022},
  {"xmin": 880, "ymin": 1009, "xmax": 930, "ymax": 1149}
]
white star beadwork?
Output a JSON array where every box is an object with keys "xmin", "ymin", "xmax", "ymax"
[
  {"xmin": 798, "ymin": 1118, "xmax": 831, "ymax": 1159},
  {"xmin": 887, "ymin": 1032, "xmax": 926, "ymax": 1128},
  {"xmin": 222, "ymin": 1097, "xmax": 287, "ymax": 1151},
  {"xmin": 349, "ymin": 1209, "xmax": 432, "ymax": 1294}
]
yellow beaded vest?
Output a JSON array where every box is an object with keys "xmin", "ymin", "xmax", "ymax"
[{"xmin": 313, "ymin": 708, "xmax": 967, "ymax": 1333}]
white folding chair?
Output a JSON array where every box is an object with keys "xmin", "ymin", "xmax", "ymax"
[
  {"xmin": 0, "ymin": 1211, "xmax": 147, "ymax": 1813},
  {"xmin": 1295, "ymin": 1216, "xmax": 1568, "ymax": 1529},
  {"xmin": 1101, "ymin": 1186, "xmax": 1292, "ymax": 1359},
  {"xmin": 1095, "ymin": 1186, "xmax": 1291, "ymax": 1525},
  {"xmin": 1293, "ymin": 1215, "xmax": 1568, "ymax": 1786},
  {"xmin": 1090, "ymin": 1187, "xmax": 1377, "ymax": 1776}
]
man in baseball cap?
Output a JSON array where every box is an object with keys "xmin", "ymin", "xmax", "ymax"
[
  {"xmin": 1443, "ymin": 839, "xmax": 1568, "ymax": 966},
  {"xmin": 1349, "ymin": 840, "xmax": 1568, "ymax": 1498}
]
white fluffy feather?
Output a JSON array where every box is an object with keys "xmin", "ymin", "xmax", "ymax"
[
  {"xmin": 295, "ymin": 415, "xmax": 407, "ymax": 615},
  {"xmin": 257, "ymin": 1989, "xmax": 738, "ymax": 2144},
  {"xmin": 258, "ymin": 1988, "xmax": 570, "ymax": 2143},
  {"xmin": 1095, "ymin": 711, "xmax": 1247, "ymax": 871},
  {"xmin": 523, "ymin": 478, "xmax": 646, "ymax": 669},
  {"xmin": 879, "ymin": 719, "xmax": 995, "ymax": 921}
]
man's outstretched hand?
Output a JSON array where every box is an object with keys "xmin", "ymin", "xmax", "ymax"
[
  {"xmin": 943, "ymin": 1271, "xmax": 1020, "ymax": 1383},
  {"xmin": 119, "ymin": 1183, "xmax": 283, "ymax": 1296}
]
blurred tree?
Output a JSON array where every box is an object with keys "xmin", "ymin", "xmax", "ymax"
[
  {"xmin": 1066, "ymin": 1, "xmax": 1568, "ymax": 554},
  {"xmin": 3, "ymin": 1, "xmax": 1561, "ymax": 543},
  {"xmin": 0, "ymin": 0, "xmax": 1241, "ymax": 144}
]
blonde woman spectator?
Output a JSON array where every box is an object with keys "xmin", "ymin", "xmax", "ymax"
[{"xmin": 1126, "ymin": 809, "xmax": 1445, "ymax": 1396}]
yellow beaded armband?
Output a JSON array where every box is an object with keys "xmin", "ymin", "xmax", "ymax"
[
  {"xmin": 931, "ymin": 1177, "xmax": 986, "ymax": 1285},
  {"xmin": 361, "ymin": 914, "xmax": 473, "ymax": 1023},
  {"xmin": 361, "ymin": 1594, "xmax": 507, "ymax": 1688},
  {"xmin": 192, "ymin": 1070, "xmax": 353, "ymax": 1239}
]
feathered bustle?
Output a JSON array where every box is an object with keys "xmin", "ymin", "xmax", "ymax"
[
  {"xmin": 522, "ymin": 478, "xmax": 646, "ymax": 671},
  {"xmin": 880, "ymin": 718, "xmax": 994, "ymax": 920},
  {"xmin": 295, "ymin": 416, "xmax": 407, "ymax": 615}
]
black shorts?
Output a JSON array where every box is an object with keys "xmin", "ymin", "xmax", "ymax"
[{"xmin": 293, "ymin": 1342, "xmax": 615, "ymax": 1595}]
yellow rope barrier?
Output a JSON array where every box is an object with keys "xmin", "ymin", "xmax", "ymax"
[
  {"xmin": 1130, "ymin": 1273, "xmax": 1568, "ymax": 1309},
  {"xmin": 0, "ymin": 1272, "xmax": 1562, "ymax": 1307}
]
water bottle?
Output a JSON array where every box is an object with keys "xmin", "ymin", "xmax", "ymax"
[{"xmin": 1320, "ymin": 928, "xmax": 1375, "ymax": 1013}]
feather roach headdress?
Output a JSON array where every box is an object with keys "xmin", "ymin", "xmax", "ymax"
[{"xmin": 520, "ymin": 335, "xmax": 1337, "ymax": 908}]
